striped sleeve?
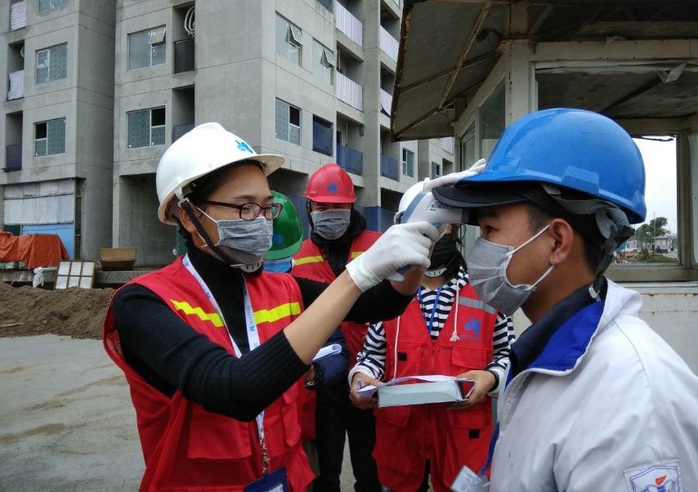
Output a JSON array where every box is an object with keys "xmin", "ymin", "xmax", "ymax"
[
  {"xmin": 485, "ymin": 311, "xmax": 515, "ymax": 396},
  {"xmin": 348, "ymin": 321, "xmax": 388, "ymax": 384}
]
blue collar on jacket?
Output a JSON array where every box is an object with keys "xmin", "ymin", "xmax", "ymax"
[{"xmin": 510, "ymin": 277, "xmax": 607, "ymax": 377}]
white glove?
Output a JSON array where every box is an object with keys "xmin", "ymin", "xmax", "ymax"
[
  {"xmin": 423, "ymin": 158, "xmax": 486, "ymax": 191},
  {"xmin": 346, "ymin": 221, "xmax": 440, "ymax": 292}
]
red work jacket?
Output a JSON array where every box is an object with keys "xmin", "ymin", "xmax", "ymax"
[
  {"xmin": 292, "ymin": 230, "xmax": 380, "ymax": 440},
  {"xmin": 374, "ymin": 283, "xmax": 496, "ymax": 492},
  {"xmin": 103, "ymin": 257, "xmax": 313, "ymax": 491}
]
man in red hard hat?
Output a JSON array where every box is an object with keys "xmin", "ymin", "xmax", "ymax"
[{"xmin": 293, "ymin": 163, "xmax": 382, "ymax": 492}]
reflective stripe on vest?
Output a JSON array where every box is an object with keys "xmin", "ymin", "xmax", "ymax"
[
  {"xmin": 254, "ymin": 302, "xmax": 302, "ymax": 325},
  {"xmin": 294, "ymin": 255, "xmax": 324, "ymax": 266},
  {"xmin": 458, "ymin": 296, "xmax": 496, "ymax": 315},
  {"xmin": 171, "ymin": 300, "xmax": 224, "ymax": 327},
  {"xmin": 171, "ymin": 300, "xmax": 302, "ymax": 328}
]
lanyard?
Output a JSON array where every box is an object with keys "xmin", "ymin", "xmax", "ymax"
[
  {"xmin": 182, "ymin": 255, "xmax": 271, "ymax": 473},
  {"xmin": 417, "ymin": 284, "xmax": 444, "ymax": 334}
]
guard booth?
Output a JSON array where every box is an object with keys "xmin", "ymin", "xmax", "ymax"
[{"xmin": 391, "ymin": 0, "xmax": 698, "ymax": 371}]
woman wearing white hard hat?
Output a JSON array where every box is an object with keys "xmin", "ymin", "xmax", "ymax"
[{"xmin": 102, "ymin": 122, "xmax": 439, "ymax": 491}]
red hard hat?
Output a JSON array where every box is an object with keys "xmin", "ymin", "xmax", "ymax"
[{"xmin": 304, "ymin": 163, "xmax": 356, "ymax": 203}]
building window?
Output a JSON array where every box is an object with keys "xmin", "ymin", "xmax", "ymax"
[
  {"xmin": 275, "ymin": 99, "xmax": 301, "ymax": 145},
  {"xmin": 36, "ymin": 43, "xmax": 67, "ymax": 84},
  {"xmin": 128, "ymin": 107, "xmax": 166, "ymax": 148},
  {"xmin": 480, "ymin": 81, "xmax": 505, "ymax": 159},
  {"xmin": 128, "ymin": 26, "xmax": 166, "ymax": 70},
  {"xmin": 276, "ymin": 15, "xmax": 303, "ymax": 65},
  {"xmin": 313, "ymin": 116, "xmax": 333, "ymax": 156},
  {"xmin": 39, "ymin": 0, "xmax": 67, "ymax": 12},
  {"xmin": 317, "ymin": 0, "xmax": 333, "ymax": 12},
  {"xmin": 402, "ymin": 148, "xmax": 415, "ymax": 177},
  {"xmin": 313, "ymin": 40, "xmax": 335, "ymax": 85},
  {"xmin": 35, "ymin": 118, "xmax": 66, "ymax": 157},
  {"xmin": 431, "ymin": 161, "xmax": 442, "ymax": 178}
]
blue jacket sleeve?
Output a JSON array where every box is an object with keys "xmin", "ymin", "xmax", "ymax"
[{"xmin": 311, "ymin": 327, "xmax": 349, "ymax": 387}]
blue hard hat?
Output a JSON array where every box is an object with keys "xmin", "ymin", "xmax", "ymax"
[{"xmin": 436, "ymin": 108, "xmax": 646, "ymax": 223}]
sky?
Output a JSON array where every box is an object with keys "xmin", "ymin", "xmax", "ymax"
[{"xmin": 634, "ymin": 137, "xmax": 677, "ymax": 234}]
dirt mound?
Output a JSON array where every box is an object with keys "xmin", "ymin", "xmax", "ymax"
[{"xmin": 0, "ymin": 282, "xmax": 115, "ymax": 339}]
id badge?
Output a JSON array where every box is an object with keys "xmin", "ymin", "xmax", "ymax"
[
  {"xmin": 244, "ymin": 467, "xmax": 288, "ymax": 492},
  {"xmin": 451, "ymin": 465, "xmax": 489, "ymax": 492}
]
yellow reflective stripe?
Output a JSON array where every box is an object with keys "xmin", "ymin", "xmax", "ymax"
[
  {"xmin": 254, "ymin": 302, "xmax": 302, "ymax": 325},
  {"xmin": 171, "ymin": 300, "xmax": 223, "ymax": 327},
  {"xmin": 294, "ymin": 256, "xmax": 324, "ymax": 266},
  {"xmin": 349, "ymin": 251, "xmax": 365, "ymax": 259}
]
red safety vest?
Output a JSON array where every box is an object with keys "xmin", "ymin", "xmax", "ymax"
[
  {"xmin": 292, "ymin": 230, "xmax": 380, "ymax": 441},
  {"xmin": 373, "ymin": 283, "xmax": 496, "ymax": 492},
  {"xmin": 103, "ymin": 257, "xmax": 314, "ymax": 491}
]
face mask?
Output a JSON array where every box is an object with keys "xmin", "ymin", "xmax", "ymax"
[
  {"xmin": 311, "ymin": 209, "xmax": 351, "ymax": 240},
  {"xmin": 264, "ymin": 258, "xmax": 293, "ymax": 273},
  {"xmin": 467, "ymin": 225, "xmax": 554, "ymax": 315},
  {"xmin": 199, "ymin": 209, "xmax": 273, "ymax": 266},
  {"xmin": 425, "ymin": 234, "xmax": 460, "ymax": 278}
]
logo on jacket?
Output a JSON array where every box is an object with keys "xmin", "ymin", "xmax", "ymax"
[
  {"xmin": 459, "ymin": 318, "xmax": 482, "ymax": 342},
  {"xmin": 625, "ymin": 462, "xmax": 681, "ymax": 492},
  {"xmin": 327, "ymin": 183, "xmax": 338, "ymax": 194}
]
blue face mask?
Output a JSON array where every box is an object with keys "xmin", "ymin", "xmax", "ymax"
[{"xmin": 264, "ymin": 258, "xmax": 293, "ymax": 273}]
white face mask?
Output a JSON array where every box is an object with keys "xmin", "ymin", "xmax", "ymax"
[
  {"xmin": 198, "ymin": 209, "xmax": 273, "ymax": 266},
  {"xmin": 311, "ymin": 209, "xmax": 351, "ymax": 240},
  {"xmin": 467, "ymin": 225, "xmax": 554, "ymax": 315}
]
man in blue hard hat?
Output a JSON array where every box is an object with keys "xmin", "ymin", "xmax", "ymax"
[{"xmin": 430, "ymin": 108, "xmax": 698, "ymax": 491}]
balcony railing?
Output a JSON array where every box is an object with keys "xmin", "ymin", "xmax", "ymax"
[
  {"xmin": 10, "ymin": 0, "xmax": 27, "ymax": 30},
  {"xmin": 174, "ymin": 38, "xmax": 195, "ymax": 73},
  {"xmin": 8, "ymin": 70, "xmax": 24, "ymax": 100},
  {"xmin": 336, "ymin": 72, "xmax": 363, "ymax": 112},
  {"xmin": 380, "ymin": 26, "xmax": 399, "ymax": 62},
  {"xmin": 5, "ymin": 144, "xmax": 22, "ymax": 171},
  {"xmin": 379, "ymin": 89, "xmax": 393, "ymax": 116},
  {"xmin": 338, "ymin": 144, "xmax": 363, "ymax": 175},
  {"xmin": 173, "ymin": 123, "xmax": 195, "ymax": 142},
  {"xmin": 380, "ymin": 154, "xmax": 398, "ymax": 180},
  {"xmin": 336, "ymin": 2, "xmax": 363, "ymax": 47}
]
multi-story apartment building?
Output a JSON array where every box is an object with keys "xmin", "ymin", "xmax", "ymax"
[
  {"xmin": 2, "ymin": 0, "xmax": 454, "ymax": 267},
  {"xmin": 1, "ymin": 0, "xmax": 115, "ymax": 260}
]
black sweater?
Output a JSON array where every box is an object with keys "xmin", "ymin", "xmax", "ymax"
[{"xmin": 112, "ymin": 244, "xmax": 411, "ymax": 421}]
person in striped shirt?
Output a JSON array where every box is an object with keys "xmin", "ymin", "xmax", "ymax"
[{"xmin": 349, "ymin": 228, "xmax": 514, "ymax": 492}]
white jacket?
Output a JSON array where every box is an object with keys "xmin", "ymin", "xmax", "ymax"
[{"xmin": 491, "ymin": 280, "xmax": 698, "ymax": 491}]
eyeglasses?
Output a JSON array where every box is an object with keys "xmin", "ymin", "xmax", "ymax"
[{"xmin": 202, "ymin": 201, "xmax": 283, "ymax": 221}]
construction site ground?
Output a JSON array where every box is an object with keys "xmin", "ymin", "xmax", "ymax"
[{"xmin": 0, "ymin": 282, "xmax": 354, "ymax": 491}]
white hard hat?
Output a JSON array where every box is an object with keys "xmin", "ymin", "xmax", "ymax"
[
  {"xmin": 156, "ymin": 122, "xmax": 284, "ymax": 224},
  {"xmin": 394, "ymin": 180, "xmax": 426, "ymax": 224}
]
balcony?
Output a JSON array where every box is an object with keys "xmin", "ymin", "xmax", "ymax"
[
  {"xmin": 338, "ymin": 144, "xmax": 363, "ymax": 175},
  {"xmin": 5, "ymin": 144, "xmax": 22, "ymax": 171},
  {"xmin": 336, "ymin": 2, "xmax": 363, "ymax": 47},
  {"xmin": 379, "ymin": 89, "xmax": 393, "ymax": 116},
  {"xmin": 10, "ymin": 0, "xmax": 27, "ymax": 30},
  {"xmin": 8, "ymin": 70, "xmax": 24, "ymax": 100},
  {"xmin": 380, "ymin": 26, "xmax": 399, "ymax": 62},
  {"xmin": 173, "ymin": 123, "xmax": 195, "ymax": 142},
  {"xmin": 174, "ymin": 38, "xmax": 195, "ymax": 73},
  {"xmin": 380, "ymin": 154, "xmax": 398, "ymax": 180},
  {"xmin": 336, "ymin": 72, "xmax": 363, "ymax": 112}
]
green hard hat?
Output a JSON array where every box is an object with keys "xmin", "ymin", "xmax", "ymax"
[{"xmin": 266, "ymin": 191, "xmax": 303, "ymax": 261}]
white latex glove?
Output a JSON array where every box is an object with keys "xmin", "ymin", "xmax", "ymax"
[
  {"xmin": 423, "ymin": 158, "xmax": 486, "ymax": 191},
  {"xmin": 345, "ymin": 221, "xmax": 440, "ymax": 292}
]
